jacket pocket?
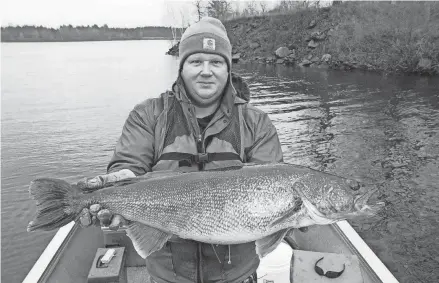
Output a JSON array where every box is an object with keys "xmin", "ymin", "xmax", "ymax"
[{"xmin": 145, "ymin": 242, "xmax": 177, "ymax": 283}]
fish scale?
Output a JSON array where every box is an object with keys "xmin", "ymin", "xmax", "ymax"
[
  {"xmin": 27, "ymin": 163, "xmax": 383, "ymax": 258},
  {"xmin": 80, "ymin": 166, "xmax": 317, "ymax": 242}
]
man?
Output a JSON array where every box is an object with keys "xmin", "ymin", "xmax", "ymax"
[{"xmin": 80, "ymin": 17, "xmax": 283, "ymax": 283}]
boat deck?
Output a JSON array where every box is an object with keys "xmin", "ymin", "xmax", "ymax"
[{"xmin": 127, "ymin": 267, "xmax": 150, "ymax": 283}]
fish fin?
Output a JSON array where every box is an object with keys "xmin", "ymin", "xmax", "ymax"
[
  {"xmin": 27, "ymin": 178, "xmax": 82, "ymax": 232},
  {"xmin": 203, "ymin": 162, "xmax": 251, "ymax": 172},
  {"xmin": 108, "ymin": 177, "xmax": 146, "ymax": 187},
  {"xmin": 255, "ymin": 229, "xmax": 290, "ymax": 258},
  {"xmin": 205, "ymin": 166, "xmax": 244, "ymax": 172},
  {"xmin": 270, "ymin": 197, "xmax": 304, "ymax": 227},
  {"xmin": 243, "ymin": 162, "xmax": 272, "ymax": 167},
  {"xmin": 204, "ymin": 162, "xmax": 271, "ymax": 172},
  {"xmin": 204, "ymin": 162, "xmax": 275, "ymax": 172},
  {"xmin": 141, "ymin": 170, "xmax": 187, "ymax": 179},
  {"xmin": 108, "ymin": 171, "xmax": 186, "ymax": 187},
  {"xmin": 126, "ymin": 222, "xmax": 172, "ymax": 259}
]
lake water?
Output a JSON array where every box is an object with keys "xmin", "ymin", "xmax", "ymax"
[{"xmin": 2, "ymin": 40, "xmax": 438, "ymax": 283}]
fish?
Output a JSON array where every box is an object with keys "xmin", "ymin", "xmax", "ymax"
[{"xmin": 27, "ymin": 163, "xmax": 384, "ymax": 258}]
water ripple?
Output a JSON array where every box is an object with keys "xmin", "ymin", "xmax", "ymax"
[
  {"xmin": 1, "ymin": 43, "xmax": 438, "ymax": 283},
  {"xmin": 1, "ymin": 40, "xmax": 180, "ymax": 283},
  {"xmin": 234, "ymin": 63, "xmax": 439, "ymax": 283}
]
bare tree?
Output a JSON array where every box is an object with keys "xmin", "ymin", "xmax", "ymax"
[
  {"xmin": 298, "ymin": 0, "xmax": 311, "ymax": 9},
  {"xmin": 164, "ymin": 3, "xmax": 187, "ymax": 44},
  {"xmin": 233, "ymin": 0, "xmax": 241, "ymax": 13},
  {"xmin": 206, "ymin": 0, "xmax": 232, "ymax": 21},
  {"xmin": 314, "ymin": 1, "xmax": 320, "ymax": 8},
  {"xmin": 278, "ymin": 0, "xmax": 296, "ymax": 11},
  {"xmin": 180, "ymin": 9, "xmax": 190, "ymax": 29},
  {"xmin": 178, "ymin": 10, "xmax": 190, "ymax": 39},
  {"xmin": 244, "ymin": 0, "xmax": 258, "ymax": 16},
  {"xmin": 165, "ymin": 4, "xmax": 179, "ymax": 45},
  {"xmin": 193, "ymin": 0, "xmax": 205, "ymax": 22},
  {"xmin": 230, "ymin": 0, "xmax": 241, "ymax": 19},
  {"xmin": 259, "ymin": 1, "xmax": 268, "ymax": 14}
]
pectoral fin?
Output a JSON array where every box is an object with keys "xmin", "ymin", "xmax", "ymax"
[
  {"xmin": 139, "ymin": 170, "xmax": 187, "ymax": 180},
  {"xmin": 126, "ymin": 222, "xmax": 172, "ymax": 259},
  {"xmin": 255, "ymin": 229, "xmax": 290, "ymax": 258}
]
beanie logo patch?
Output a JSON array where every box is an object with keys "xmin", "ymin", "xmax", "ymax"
[{"xmin": 203, "ymin": 38, "xmax": 216, "ymax": 50}]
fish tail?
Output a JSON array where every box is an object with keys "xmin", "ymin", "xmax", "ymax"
[{"xmin": 27, "ymin": 178, "xmax": 84, "ymax": 232}]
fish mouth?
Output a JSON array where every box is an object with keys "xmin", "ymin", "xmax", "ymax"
[{"xmin": 354, "ymin": 187, "xmax": 385, "ymax": 216}]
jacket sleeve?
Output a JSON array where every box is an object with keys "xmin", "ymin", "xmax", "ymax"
[
  {"xmin": 106, "ymin": 101, "xmax": 157, "ymax": 176},
  {"xmin": 246, "ymin": 109, "xmax": 284, "ymax": 163}
]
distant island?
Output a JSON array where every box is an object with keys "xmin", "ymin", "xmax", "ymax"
[{"xmin": 1, "ymin": 25, "xmax": 182, "ymax": 42}]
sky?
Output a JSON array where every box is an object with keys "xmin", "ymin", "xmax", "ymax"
[
  {"xmin": 2, "ymin": 0, "xmax": 177, "ymax": 28},
  {"xmin": 1, "ymin": 0, "xmax": 285, "ymax": 28}
]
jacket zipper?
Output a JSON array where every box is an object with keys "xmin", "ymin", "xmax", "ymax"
[
  {"xmin": 197, "ymin": 133, "xmax": 205, "ymax": 171},
  {"xmin": 197, "ymin": 134, "xmax": 203, "ymax": 151},
  {"xmin": 196, "ymin": 113, "xmax": 224, "ymax": 171},
  {"xmin": 195, "ymin": 126, "xmax": 204, "ymax": 282}
]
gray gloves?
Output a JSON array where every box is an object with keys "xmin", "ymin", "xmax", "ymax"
[
  {"xmin": 77, "ymin": 169, "xmax": 135, "ymax": 229},
  {"xmin": 77, "ymin": 169, "xmax": 136, "ymax": 191}
]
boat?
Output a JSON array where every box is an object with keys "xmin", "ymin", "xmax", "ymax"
[{"xmin": 22, "ymin": 220, "xmax": 400, "ymax": 283}]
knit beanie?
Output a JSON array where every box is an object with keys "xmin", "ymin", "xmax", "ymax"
[{"xmin": 179, "ymin": 17, "xmax": 232, "ymax": 71}]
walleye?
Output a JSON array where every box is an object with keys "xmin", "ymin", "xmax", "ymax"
[{"xmin": 27, "ymin": 163, "xmax": 384, "ymax": 258}]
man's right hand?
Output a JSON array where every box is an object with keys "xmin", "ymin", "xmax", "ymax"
[
  {"xmin": 77, "ymin": 169, "xmax": 135, "ymax": 229},
  {"xmin": 79, "ymin": 205, "xmax": 128, "ymax": 230}
]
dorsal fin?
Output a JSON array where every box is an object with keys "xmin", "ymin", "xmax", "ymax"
[
  {"xmin": 103, "ymin": 170, "xmax": 187, "ymax": 188},
  {"xmin": 204, "ymin": 165, "xmax": 244, "ymax": 172}
]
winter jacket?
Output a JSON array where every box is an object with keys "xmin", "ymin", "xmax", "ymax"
[{"xmin": 107, "ymin": 73, "xmax": 283, "ymax": 283}]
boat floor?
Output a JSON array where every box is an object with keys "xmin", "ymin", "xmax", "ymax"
[{"xmin": 127, "ymin": 267, "xmax": 150, "ymax": 283}]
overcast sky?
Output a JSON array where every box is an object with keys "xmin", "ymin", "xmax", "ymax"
[
  {"xmin": 2, "ymin": 0, "xmax": 183, "ymax": 27},
  {"xmin": 2, "ymin": 0, "xmax": 286, "ymax": 28}
]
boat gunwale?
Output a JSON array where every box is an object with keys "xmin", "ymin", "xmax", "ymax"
[
  {"xmin": 334, "ymin": 220, "xmax": 400, "ymax": 283},
  {"xmin": 22, "ymin": 221, "xmax": 77, "ymax": 283}
]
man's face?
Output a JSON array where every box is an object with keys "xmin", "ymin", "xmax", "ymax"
[{"xmin": 181, "ymin": 53, "xmax": 229, "ymax": 107}]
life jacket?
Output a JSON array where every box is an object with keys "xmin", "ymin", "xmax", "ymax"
[{"xmin": 153, "ymin": 87, "xmax": 245, "ymax": 171}]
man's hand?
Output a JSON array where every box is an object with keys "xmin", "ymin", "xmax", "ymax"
[
  {"xmin": 79, "ymin": 205, "xmax": 128, "ymax": 230},
  {"xmin": 77, "ymin": 169, "xmax": 135, "ymax": 229},
  {"xmin": 77, "ymin": 169, "xmax": 136, "ymax": 191}
]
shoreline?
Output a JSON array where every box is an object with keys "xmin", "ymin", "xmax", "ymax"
[
  {"xmin": 1, "ymin": 38, "xmax": 176, "ymax": 43},
  {"xmin": 169, "ymin": 3, "xmax": 438, "ymax": 76},
  {"xmin": 3, "ymin": 2, "xmax": 437, "ymax": 76}
]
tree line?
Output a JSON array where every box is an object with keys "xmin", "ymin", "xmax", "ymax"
[
  {"xmin": 193, "ymin": 0, "xmax": 325, "ymax": 22},
  {"xmin": 1, "ymin": 25, "xmax": 177, "ymax": 42},
  {"xmin": 2, "ymin": 1, "xmax": 325, "ymax": 42}
]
